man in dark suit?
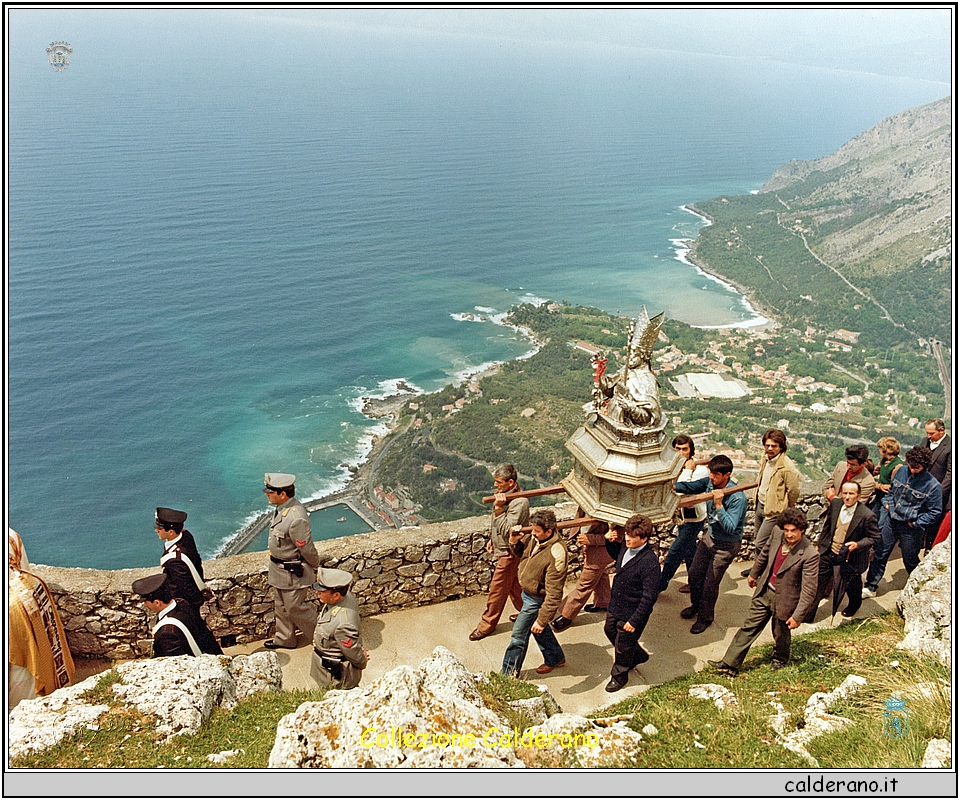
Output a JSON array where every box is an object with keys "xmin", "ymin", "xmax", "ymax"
[
  {"xmin": 808, "ymin": 482, "xmax": 880, "ymax": 620},
  {"xmin": 602, "ymin": 514, "xmax": 661, "ymax": 692},
  {"xmin": 708, "ymin": 508, "xmax": 818, "ymax": 675},
  {"xmin": 131, "ymin": 573, "xmax": 222, "ymax": 658},
  {"xmin": 923, "ymin": 418, "xmax": 952, "ymax": 548}
]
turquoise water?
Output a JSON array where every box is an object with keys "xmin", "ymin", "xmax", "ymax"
[{"xmin": 7, "ymin": 11, "xmax": 948, "ymax": 568}]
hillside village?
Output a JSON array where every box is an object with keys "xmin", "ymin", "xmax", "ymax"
[{"xmin": 364, "ymin": 298, "xmax": 943, "ymax": 527}]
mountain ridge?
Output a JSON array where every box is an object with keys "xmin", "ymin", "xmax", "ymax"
[{"xmin": 690, "ymin": 96, "xmax": 952, "ymax": 345}]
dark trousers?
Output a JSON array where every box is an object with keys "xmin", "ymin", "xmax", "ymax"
[
  {"xmin": 658, "ymin": 520, "xmax": 703, "ymax": 592},
  {"xmin": 688, "ymin": 532, "xmax": 740, "ymax": 625},
  {"xmin": 721, "ymin": 585, "xmax": 791, "ymax": 669},
  {"xmin": 603, "ymin": 613, "xmax": 648, "ymax": 682},
  {"xmin": 808, "ymin": 550, "xmax": 863, "ymax": 622}
]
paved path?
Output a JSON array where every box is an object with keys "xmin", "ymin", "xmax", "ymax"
[{"xmin": 226, "ymin": 555, "xmax": 908, "ymax": 717}]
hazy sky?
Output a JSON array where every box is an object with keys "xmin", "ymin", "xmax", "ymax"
[{"xmin": 8, "ymin": 5, "xmax": 954, "ymax": 84}]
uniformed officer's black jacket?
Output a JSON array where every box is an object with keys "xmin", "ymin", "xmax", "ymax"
[{"xmin": 153, "ymin": 599, "xmax": 222, "ymax": 658}]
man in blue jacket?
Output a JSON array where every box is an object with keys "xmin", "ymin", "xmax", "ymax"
[
  {"xmin": 863, "ymin": 445, "xmax": 942, "ymax": 598},
  {"xmin": 675, "ymin": 454, "xmax": 748, "ymax": 634},
  {"xmin": 602, "ymin": 514, "xmax": 661, "ymax": 692}
]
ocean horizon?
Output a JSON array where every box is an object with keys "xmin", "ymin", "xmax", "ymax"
[{"xmin": 7, "ymin": 10, "xmax": 949, "ymax": 569}]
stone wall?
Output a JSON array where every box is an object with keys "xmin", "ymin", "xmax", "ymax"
[{"xmin": 29, "ymin": 495, "xmax": 828, "ymax": 661}]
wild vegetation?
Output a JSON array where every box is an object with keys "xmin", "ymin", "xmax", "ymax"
[{"xmin": 13, "ymin": 614, "xmax": 947, "ymax": 770}]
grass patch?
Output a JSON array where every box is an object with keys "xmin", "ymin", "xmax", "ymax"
[
  {"xmin": 12, "ymin": 688, "xmax": 327, "ymax": 770},
  {"xmin": 477, "ymin": 672, "xmax": 545, "ymax": 733},
  {"xmin": 13, "ymin": 613, "xmax": 950, "ymax": 769},
  {"xmin": 78, "ymin": 669, "xmax": 123, "ymax": 705},
  {"xmin": 583, "ymin": 613, "xmax": 949, "ymax": 768}
]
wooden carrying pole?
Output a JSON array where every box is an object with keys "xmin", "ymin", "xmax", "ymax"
[
  {"xmin": 676, "ymin": 481, "xmax": 758, "ymax": 509},
  {"xmin": 514, "ymin": 518, "xmax": 600, "ymax": 535},
  {"xmin": 481, "ymin": 484, "xmax": 569, "ymax": 504}
]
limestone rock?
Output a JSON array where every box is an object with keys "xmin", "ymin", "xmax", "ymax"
[
  {"xmin": 689, "ymin": 683, "xmax": 740, "ymax": 712},
  {"xmin": 769, "ymin": 674, "xmax": 866, "ymax": 767},
  {"xmin": 922, "ymin": 738, "xmax": 951, "ymax": 768},
  {"xmin": 207, "ymin": 748, "xmax": 245, "ymax": 764},
  {"xmin": 8, "ymin": 675, "xmax": 110, "ymax": 759},
  {"xmin": 520, "ymin": 712, "xmax": 644, "ymax": 768},
  {"xmin": 9, "ymin": 652, "xmax": 284, "ymax": 757},
  {"xmin": 268, "ymin": 646, "xmax": 523, "ymax": 768},
  {"xmin": 230, "ymin": 651, "xmax": 284, "ymax": 701},
  {"xmin": 507, "ymin": 697, "xmax": 551, "ymax": 726},
  {"xmin": 114, "ymin": 655, "xmax": 237, "ymax": 738},
  {"xmin": 897, "ymin": 541, "xmax": 951, "ymax": 667}
]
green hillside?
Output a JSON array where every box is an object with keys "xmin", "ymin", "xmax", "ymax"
[{"xmin": 690, "ymin": 97, "xmax": 951, "ymax": 345}]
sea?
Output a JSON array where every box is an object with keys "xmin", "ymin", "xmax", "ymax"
[{"xmin": 6, "ymin": 11, "xmax": 949, "ymax": 569}]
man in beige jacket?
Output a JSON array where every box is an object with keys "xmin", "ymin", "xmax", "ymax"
[{"xmin": 742, "ymin": 429, "xmax": 800, "ymax": 577}]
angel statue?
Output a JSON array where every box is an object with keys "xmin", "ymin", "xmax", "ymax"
[{"xmin": 597, "ymin": 306, "xmax": 665, "ymax": 430}]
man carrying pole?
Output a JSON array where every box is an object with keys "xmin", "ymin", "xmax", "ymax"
[
  {"xmin": 470, "ymin": 464, "xmax": 528, "ymax": 641},
  {"xmin": 675, "ymin": 454, "xmax": 748, "ymax": 635}
]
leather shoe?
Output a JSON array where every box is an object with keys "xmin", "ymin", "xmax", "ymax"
[
  {"xmin": 535, "ymin": 660, "xmax": 565, "ymax": 674},
  {"xmin": 605, "ymin": 677, "xmax": 627, "ymax": 693},
  {"xmin": 770, "ymin": 660, "xmax": 786, "ymax": 671},
  {"xmin": 679, "ymin": 583, "xmax": 691, "ymax": 593},
  {"xmin": 841, "ymin": 604, "xmax": 860, "ymax": 618},
  {"xmin": 680, "ymin": 605, "xmax": 697, "ymax": 619},
  {"xmin": 740, "ymin": 567, "xmax": 752, "ymax": 578},
  {"xmin": 583, "ymin": 604, "xmax": 608, "ymax": 613},
  {"xmin": 469, "ymin": 629, "xmax": 489, "ymax": 641},
  {"xmin": 551, "ymin": 616, "xmax": 573, "ymax": 632},
  {"xmin": 690, "ymin": 620, "xmax": 710, "ymax": 634},
  {"xmin": 263, "ymin": 640, "xmax": 294, "ymax": 650},
  {"xmin": 509, "ymin": 614, "xmax": 519, "ymax": 622},
  {"xmin": 707, "ymin": 658, "xmax": 737, "ymax": 676}
]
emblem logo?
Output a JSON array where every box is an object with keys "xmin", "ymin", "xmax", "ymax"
[
  {"xmin": 883, "ymin": 694, "xmax": 909, "ymax": 738},
  {"xmin": 47, "ymin": 42, "xmax": 73, "ymax": 72}
]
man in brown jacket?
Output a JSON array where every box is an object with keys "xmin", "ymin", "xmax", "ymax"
[
  {"xmin": 500, "ymin": 508, "xmax": 569, "ymax": 677},
  {"xmin": 824, "ymin": 444, "xmax": 876, "ymax": 507},
  {"xmin": 550, "ymin": 518, "xmax": 612, "ymax": 632},
  {"xmin": 709, "ymin": 508, "xmax": 819, "ymax": 675}
]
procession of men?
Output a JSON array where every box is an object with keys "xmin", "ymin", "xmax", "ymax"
[{"xmin": 12, "ymin": 419, "xmax": 944, "ymax": 708}]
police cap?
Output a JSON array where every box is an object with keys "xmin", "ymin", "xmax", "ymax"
[
  {"xmin": 155, "ymin": 507, "xmax": 187, "ymax": 529},
  {"xmin": 313, "ymin": 567, "xmax": 353, "ymax": 592},
  {"xmin": 264, "ymin": 473, "xmax": 296, "ymax": 493},
  {"xmin": 131, "ymin": 573, "xmax": 168, "ymax": 601}
]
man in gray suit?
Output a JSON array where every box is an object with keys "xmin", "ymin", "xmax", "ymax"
[
  {"xmin": 263, "ymin": 473, "xmax": 320, "ymax": 650},
  {"xmin": 708, "ymin": 508, "xmax": 819, "ymax": 675}
]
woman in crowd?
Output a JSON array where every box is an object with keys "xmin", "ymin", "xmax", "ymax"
[{"xmin": 872, "ymin": 436, "xmax": 903, "ymax": 515}]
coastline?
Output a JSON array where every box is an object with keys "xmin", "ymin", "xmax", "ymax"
[
  {"xmin": 215, "ymin": 315, "xmax": 544, "ymax": 557},
  {"xmin": 675, "ymin": 204, "xmax": 778, "ymax": 331},
  {"xmin": 346, "ymin": 319, "xmax": 544, "ymax": 498}
]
